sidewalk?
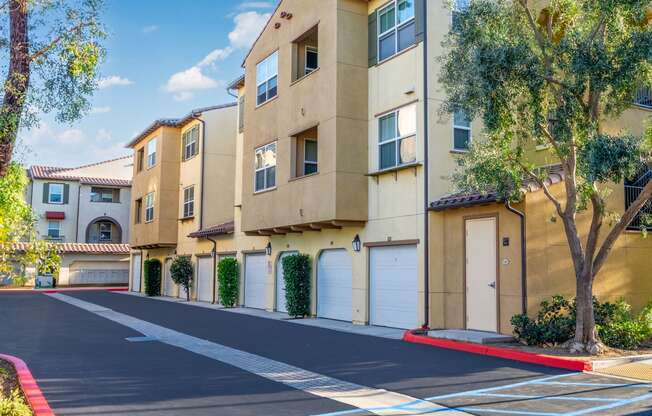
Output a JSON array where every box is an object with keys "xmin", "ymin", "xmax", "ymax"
[{"xmin": 119, "ymin": 291, "xmax": 405, "ymax": 340}]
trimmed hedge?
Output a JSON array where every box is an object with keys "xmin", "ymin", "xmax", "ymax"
[
  {"xmin": 143, "ymin": 258, "xmax": 162, "ymax": 296},
  {"xmin": 282, "ymin": 253, "xmax": 311, "ymax": 318},
  {"xmin": 218, "ymin": 257, "xmax": 239, "ymax": 307},
  {"xmin": 170, "ymin": 256, "xmax": 193, "ymax": 301}
]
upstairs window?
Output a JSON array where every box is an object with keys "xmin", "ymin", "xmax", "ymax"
[
  {"xmin": 145, "ymin": 192, "xmax": 155, "ymax": 223},
  {"xmin": 99, "ymin": 222, "xmax": 113, "ymax": 241},
  {"xmin": 254, "ymin": 142, "xmax": 277, "ymax": 192},
  {"xmin": 378, "ymin": 103, "xmax": 417, "ymax": 170},
  {"xmin": 134, "ymin": 198, "xmax": 142, "ymax": 224},
  {"xmin": 305, "ymin": 47, "xmax": 318, "ymax": 74},
  {"xmin": 137, "ymin": 148, "xmax": 144, "ymax": 172},
  {"xmin": 147, "ymin": 138, "xmax": 157, "ymax": 168},
  {"xmin": 256, "ymin": 51, "xmax": 278, "ymax": 106},
  {"xmin": 47, "ymin": 220, "xmax": 61, "ymax": 239},
  {"xmin": 183, "ymin": 186, "xmax": 195, "ymax": 218},
  {"xmin": 183, "ymin": 125, "xmax": 199, "ymax": 161},
  {"xmin": 48, "ymin": 183, "xmax": 64, "ymax": 204},
  {"xmin": 453, "ymin": 0, "xmax": 470, "ymax": 30},
  {"xmin": 291, "ymin": 126, "xmax": 318, "ymax": 178},
  {"xmin": 292, "ymin": 25, "xmax": 319, "ymax": 82},
  {"xmin": 378, "ymin": 0, "xmax": 415, "ymax": 62},
  {"xmin": 453, "ymin": 110, "xmax": 471, "ymax": 151},
  {"xmin": 91, "ymin": 187, "xmax": 119, "ymax": 203}
]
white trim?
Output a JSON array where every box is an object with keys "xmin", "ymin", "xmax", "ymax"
[
  {"xmin": 182, "ymin": 126, "xmax": 199, "ymax": 161},
  {"xmin": 145, "ymin": 192, "xmax": 155, "ymax": 223},
  {"xmin": 47, "ymin": 220, "xmax": 61, "ymax": 239},
  {"xmin": 305, "ymin": 46, "xmax": 318, "ymax": 75},
  {"xmin": 48, "ymin": 183, "xmax": 64, "ymax": 204},
  {"xmin": 183, "ymin": 185, "xmax": 195, "ymax": 218},
  {"xmin": 146, "ymin": 137, "xmax": 157, "ymax": 168},
  {"xmin": 254, "ymin": 142, "xmax": 277, "ymax": 192},
  {"xmin": 256, "ymin": 51, "xmax": 278, "ymax": 106},
  {"xmin": 303, "ymin": 138, "xmax": 318, "ymax": 175},
  {"xmin": 452, "ymin": 110, "xmax": 471, "ymax": 151},
  {"xmin": 378, "ymin": 103, "xmax": 417, "ymax": 170},
  {"xmin": 377, "ymin": 0, "xmax": 416, "ymax": 64}
]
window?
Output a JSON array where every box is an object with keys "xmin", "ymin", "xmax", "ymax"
[
  {"xmin": 183, "ymin": 126, "xmax": 199, "ymax": 160},
  {"xmin": 99, "ymin": 222, "xmax": 112, "ymax": 241},
  {"xmin": 452, "ymin": 0, "xmax": 470, "ymax": 30},
  {"xmin": 378, "ymin": 0, "xmax": 415, "ymax": 62},
  {"xmin": 91, "ymin": 187, "xmax": 118, "ymax": 203},
  {"xmin": 305, "ymin": 47, "xmax": 318, "ymax": 74},
  {"xmin": 47, "ymin": 220, "xmax": 60, "ymax": 239},
  {"xmin": 145, "ymin": 192, "xmax": 155, "ymax": 223},
  {"xmin": 48, "ymin": 183, "xmax": 64, "ymax": 204},
  {"xmin": 304, "ymin": 139, "xmax": 318, "ymax": 175},
  {"xmin": 254, "ymin": 142, "xmax": 277, "ymax": 192},
  {"xmin": 378, "ymin": 104, "xmax": 417, "ymax": 170},
  {"xmin": 147, "ymin": 138, "xmax": 157, "ymax": 168},
  {"xmin": 453, "ymin": 110, "xmax": 471, "ymax": 151},
  {"xmin": 256, "ymin": 51, "xmax": 278, "ymax": 106},
  {"xmin": 135, "ymin": 198, "xmax": 142, "ymax": 224},
  {"xmin": 137, "ymin": 148, "xmax": 144, "ymax": 172},
  {"xmin": 292, "ymin": 25, "xmax": 319, "ymax": 81},
  {"xmin": 183, "ymin": 186, "xmax": 195, "ymax": 218}
]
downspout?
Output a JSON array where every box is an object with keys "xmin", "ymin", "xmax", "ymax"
[
  {"xmin": 505, "ymin": 201, "xmax": 527, "ymax": 314},
  {"xmin": 191, "ymin": 115, "xmax": 207, "ymax": 231},
  {"xmin": 207, "ymin": 236, "xmax": 218, "ymax": 304},
  {"xmin": 226, "ymin": 87, "xmax": 238, "ymax": 99},
  {"xmin": 75, "ymin": 184, "xmax": 81, "ymax": 242},
  {"xmin": 421, "ymin": 0, "xmax": 430, "ymax": 330}
]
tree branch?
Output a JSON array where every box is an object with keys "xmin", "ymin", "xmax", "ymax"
[
  {"xmin": 28, "ymin": 21, "xmax": 89, "ymax": 62},
  {"xmin": 583, "ymin": 188, "xmax": 604, "ymax": 276},
  {"xmin": 512, "ymin": 156, "xmax": 565, "ymax": 217}
]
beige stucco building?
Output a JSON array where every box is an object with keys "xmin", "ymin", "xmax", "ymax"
[{"xmin": 127, "ymin": 0, "xmax": 652, "ymax": 336}]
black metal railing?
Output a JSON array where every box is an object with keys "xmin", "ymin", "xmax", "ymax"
[
  {"xmin": 634, "ymin": 87, "xmax": 652, "ymax": 109},
  {"xmin": 625, "ymin": 168, "xmax": 652, "ymax": 230}
]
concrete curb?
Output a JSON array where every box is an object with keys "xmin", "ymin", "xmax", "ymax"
[
  {"xmin": 0, "ymin": 354, "xmax": 54, "ymax": 416},
  {"xmin": 403, "ymin": 330, "xmax": 591, "ymax": 372}
]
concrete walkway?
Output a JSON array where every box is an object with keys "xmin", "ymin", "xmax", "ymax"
[{"xmin": 119, "ymin": 291, "xmax": 406, "ymax": 340}]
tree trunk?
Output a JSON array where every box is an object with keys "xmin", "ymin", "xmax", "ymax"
[
  {"xmin": 570, "ymin": 274, "xmax": 603, "ymax": 354},
  {"xmin": 0, "ymin": 0, "xmax": 30, "ymax": 177}
]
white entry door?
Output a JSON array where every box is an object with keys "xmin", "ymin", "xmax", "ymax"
[
  {"xmin": 370, "ymin": 245, "xmax": 418, "ymax": 329},
  {"xmin": 276, "ymin": 251, "xmax": 298, "ymax": 313},
  {"xmin": 164, "ymin": 258, "xmax": 174, "ymax": 297},
  {"xmin": 317, "ymin": 249, "xmax": 352, "ymax": 322},
  {"xmin": 131, "ymin": 254, "xmax": 141, "ymax": 293},
  {"xmin": 465, "ymin": 217, "xmax": 498, "ymax": 332},
  {"xmin": 245, "ymin": 253, "xmax": 267, "ymax": 309},
  {"xmin": 197, "ymin": 256, "xmax": 214, "ymax": 302}
]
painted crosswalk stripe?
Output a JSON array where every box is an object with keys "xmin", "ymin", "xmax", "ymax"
[{"xmin": 46, "ymin": 293, "xmax": 466, "ymax": 416}]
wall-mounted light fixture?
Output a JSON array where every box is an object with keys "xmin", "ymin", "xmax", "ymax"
[
  {"xmin": 352, "ymin": 234, "xmax": 361, "ymax": 252},
  {"xmin": 266, "ymin": 242, "xmax": 272, "ymax": 256}
]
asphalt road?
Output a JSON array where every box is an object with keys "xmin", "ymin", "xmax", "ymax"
[{"xmin": 1, "ymin": 290, "xmax": 651, "ymax": 416}]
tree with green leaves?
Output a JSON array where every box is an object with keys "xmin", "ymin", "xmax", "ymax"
[
  {"xmin": 170, "ymin": 256, "xmax": 193, "ymax": 301},
  {"xmin": 0, "ymin": 0, "xmax": 105, "ymax": 176},
  {"xmin": 440, "ymin": 0, "xmax": 652, "ymax": 354}
]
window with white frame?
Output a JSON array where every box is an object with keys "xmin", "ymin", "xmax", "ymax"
[
  {"xmin": 453, "ymin": 110, "xmax": 471, "ymax": 151},
  {"xmin": 47, "ymin": 220, "xmax": 60, "ymax": 239},
  {"xmin": 378, "ymin": 103, "xmax": 417, "ymax": 170},
  {"xmin": 304, "ymin": 139, "xmax": 318, "ymax": 175},
  {"xmin": 90, "ymin": 187, "xmax": 118, "ymax": 203},
  {"xmin": 147, "ymin": 138, "xmax": 157, "ymax": 168},
  {"xmin": 145, "ymin": 192, "xmax": 155, "ymax": 222},
  {"xmin": 183, "ymin": 126, "xmax": 199, "ymax": 160},
  {"xmin": 99, "ymin": 222, "xmax": 112, "ymax": 241},
  {"xmin": 305, "ymin": 46, "xmax": 318, "ymax": 75},
  {"xmin": 256, "ymin": 51, "xmax": 278, "ymax": 106},
  {"xmin": 378, "ymin": 0, "xmax": 416, "ymax": 62},
  {"xmin": 48, "ymin": 183, "xmax": 64, "ymax": 204},
  {"xmin": 453, "ymin": 0, "xmax": 470, "ymax": 30},
  {"xmin": 183, "ymin": 186, "xmax": 194, "ymax": 218},
  {"xmin": 254, "ymin": 142, "xmax": 277, "ymax": 192}
]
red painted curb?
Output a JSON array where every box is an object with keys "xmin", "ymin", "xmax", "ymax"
[
  {"xmin": 0, "ymin": 287, "xmax": 127, "ymax": 294},
  {"xmin": 403, "ymin": 330, "xmax": 592, "ymax": 372},
  {"xmin": 0, "ymin": 354, "xmax": 54, "ymax": 416}
]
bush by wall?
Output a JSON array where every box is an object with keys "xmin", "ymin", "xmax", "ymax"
[
  {"xmin": 282, "ymin": 253, "xmax": 311, "ymax": 318},
  {"xmin": 0, "ymin": 389, "xmax": 31, "ymax": 416},
  {"xmin": 170, "ymin": 256, "xmax": 193, "ymax": 301},
  {"xmin": 143, "ymin": 258, "xmax": 162, "ymax": 296},
  {"xmin": 511, "ymin": 296, "xmax": 652, "ymax": 350},
  {"xmin": 218, "ymin": 257, "xmax": 239, "ymax": 307}
]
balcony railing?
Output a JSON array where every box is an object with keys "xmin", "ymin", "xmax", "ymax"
[
  {"xmin": 634, "ymin": 87, "xmax": 652, "ymax": 109},
  {"xmin": 625, "ymin": 168, "xmax": 652, "ymax": 230}
]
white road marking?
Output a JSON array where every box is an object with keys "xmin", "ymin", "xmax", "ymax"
[{"xmin": 46, "ymin": 293, "xmax": 466, "ymax": 416}]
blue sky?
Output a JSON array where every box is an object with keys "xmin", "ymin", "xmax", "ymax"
[{"xmin": 16, "ymin": 0, "xmax": 276, "ymax": 168}]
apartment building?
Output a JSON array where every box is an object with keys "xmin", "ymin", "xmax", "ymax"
[{"xmin": 25, "ymin": 157, "xmax": 132, "ymax": 286}]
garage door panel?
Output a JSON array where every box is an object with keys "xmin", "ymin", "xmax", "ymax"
[
  {"xmin": 164, "ymin": 259, "xmax": 174, "ymax": 297},
  {"xmin": 370, "ymin": 245, "xmax": 417, "ymax": 329},
  {"xmin": 131, "ymin": 254, "xmax": 141, "ymax": 292},
  {"xmin": 197, "ymin": 256, "xmax": 213, "ymax": 303},
  {"xmin": 245, "ymin": 253, "xmax": 267, "ymax": 309},
  {"xmin": 317, "ymin": 249, "xmax": 352, "ymax": 322}
]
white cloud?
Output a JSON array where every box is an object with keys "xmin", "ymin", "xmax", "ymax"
[
  {"xmin": 96, "ymin": 129, "xmax": 113, "ymax": 142},
  {"xmin": 173, "ymin": 91, "xmax": 195, "ymax": 102},
  {"xmin": 238, "ymin": 1, "xmax": 275, "ymax": 10},
  {"xmin": 98, "ymin": 75, "xmax": 134, "ymax": 89},
  {"xmin": 198, "ymin": 47, "xmax": 233, "ymax": 68},
  {"xmin": 90, "ymin": 106, "xmax": 111, "ymax": 114},
  {"xmin": 164, "ymin": 66, "xmax": 218, "ymax": 93},
  {"xmin": 56, "ymin": 129, "xmax": 85, "ymax": 144},
  {"xmin": 229, "ymin": 11, "xmax": 271, "ymax": 49},
  {"xmin": 142, "ymin": 25, "xmax": 159, "ymax": 34}
]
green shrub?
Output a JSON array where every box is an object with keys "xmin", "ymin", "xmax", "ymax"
[
  {"xmin": 218, "ymin": 257, "xmax": 239, "ymax": 307},
  {"xmin": 143, "ymin": 259, "xmax": 162, "ymax": 297},
  {"xmin": 282, "ymin": 253, "xmax": 311, "ymax": 318},
  {"xmin": 511, "ymin": 295, "xmax": 574, "ymax": 346},
  {"xmin": 170, "ymin": 256, "xmax": 193, "ymax": 301},
  {"xmin": 0, "ymin": 389, "xmax": 32, "ymax": 416}
]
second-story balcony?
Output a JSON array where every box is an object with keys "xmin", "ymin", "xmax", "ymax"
[
  {"xmin": 625, "ymin": 167, "xmax": 652, "ymax": 230},
  {"xmin": 634, "ymin": 87, "xmax": 652, "ymax": 109}
]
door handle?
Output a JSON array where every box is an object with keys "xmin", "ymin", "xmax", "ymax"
[{"xmin": 488, "ymin": 281, "xmax": 496, "ymax": 289}]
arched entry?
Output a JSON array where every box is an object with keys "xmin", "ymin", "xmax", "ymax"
[{"xmin": 86, "ymin": 217, "xmax": 122, "ymax": 243}]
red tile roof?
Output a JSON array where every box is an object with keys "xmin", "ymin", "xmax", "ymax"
[
  {"xmin": 28, "ymin": 156, "xmax": 132, "ymax": 187},
  {"xmin": 188, "ymin": 220, "xmax": 235, "ymax": 238},
  {"xmin": 9, "ymin": 242, "xmax": 130, "ymax": 254}
]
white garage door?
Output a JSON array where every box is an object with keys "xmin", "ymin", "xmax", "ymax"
[
  {"xmin": 131, "ymin": 254, "xmax": 141, "ymax": 292},
  {"xmin": 317, "ymin": 249, "xmax": 352, "ymax": 322},
  {"xmin": 197, "ymin": 256, "xmax": 214, "ymax": 303},
  {"xmin": 164, "ymin": 258, "xmax": 175, "ymax": 297},
  {"xmin": 275, "ymin": 251, "xmax": 297, "ymax": 313},
  {"xmin": 370, "ymin": 245, "xmax": 418, "ymax": 329},
  {"xmin": 245, "ymin": 253, "xmax": 267, "ymax": 309},
  {"xmin": 69, "ymin": 269, "xmax": 128, "ymax": 285}
]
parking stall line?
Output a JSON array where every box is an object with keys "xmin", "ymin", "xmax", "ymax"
[
  {"xmin": 468, "ymin": 392, "xmax": 624, "ymax": 402},
  {"xmin": 563, "ymin": 393, "xmax": 652, "ymax": 416}
]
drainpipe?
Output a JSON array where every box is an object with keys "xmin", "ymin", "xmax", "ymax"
[
  {"xmin": 207, "ymin": 236, "xmax": 218, "ymax": 304},
  {"xmin": 421, "ymin": 0, "xmax": 430, "ymax": 330},
  {"xmin": 505, "ymin": 201, "xmax": 527, "ymax": 314},
  {"xmin": 75, "ymin": 185, "xmax": 81, "ymax": 242},
  {"xmin": 191, "ymin": 115, "xmax": 207, "ymax": 231}
]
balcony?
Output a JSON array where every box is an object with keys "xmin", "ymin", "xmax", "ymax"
[
  {"xmin": 625, "ymin": 168, "xmax": 652, "ymax": 230},
  {"xmin": 634, "ymin": 87, "xmax": 652, "ymax": 109}
]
